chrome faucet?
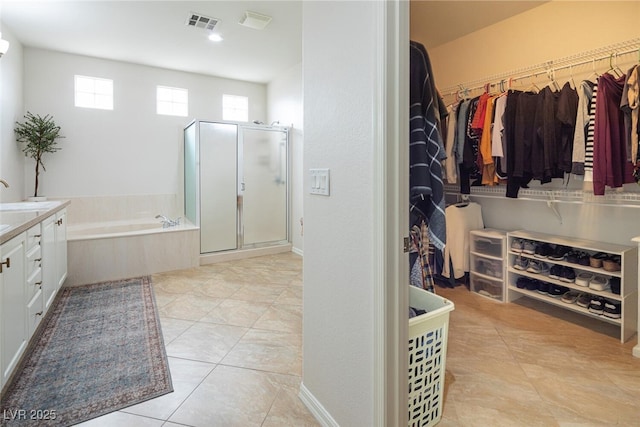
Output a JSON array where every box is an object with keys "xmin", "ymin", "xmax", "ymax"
[
  {"xmin": 0, "ymin": 179, "xmax": 8, "ymax": 188},
  {"xmin": 155, "ymin": 214, "xmax": 180, "ymax": 228}
]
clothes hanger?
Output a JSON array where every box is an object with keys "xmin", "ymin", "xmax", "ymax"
[
  {"xmin": 547, "ymin": 69, "xmax": 561, "ymax": 91},
  {"xmin": 588, "ymin": 58, "xmax": 600, "ymax": 82},
  {"xmin": 569, "ymin": 64, "xmax": 576, "ymax": 89},
  {"xmin": 454, "ymin": 194, "xmax": 470, "ymax": 207},
  {"xmin": 606, "ymin": 52, "xmax": 623, "ymax": 77},
  {"xmin": 526, "ymin": 74, "xmax": 540, "ymax": 93}
]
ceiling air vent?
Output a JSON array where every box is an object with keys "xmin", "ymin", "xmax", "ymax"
[
  {"xmin": 186, "ymin": 12, "xmax": 219, "ymax": 31},
  {"xmin": 238, "ymin": 11, "xmax": 272, "ymax": 30}
]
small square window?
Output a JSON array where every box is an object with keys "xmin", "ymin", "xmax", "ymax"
[
  {"xmin": 223, "ymin": 94, "xmax": 249, "ymax": 122},
  {"xmin": 74, "ymin": 75, "xmax": 113, "ymax": 110},
  {"xmin": 157, "ymin": 86, "xmax": 188, "ymax": 117}
]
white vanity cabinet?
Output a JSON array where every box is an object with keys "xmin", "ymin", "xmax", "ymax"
[
  {"xmin": 0, "ymin": 205, "xmax": 68, "ymax": 393},
  {"xmin": 0, "ymin": 232, "xmax": 28, "ymax": 390},
  {"xmin": 42, "ymin": 209, "xmax": 67, "ymax": 310}
]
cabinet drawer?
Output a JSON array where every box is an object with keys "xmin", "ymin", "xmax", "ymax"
[
  {"xmin": 27, "ymin": 289, "xmax": 44, "ymax": 336},
  {"xmin": 471, "ymin": 253, "xmax": 503, "ymax": 279},
  {"xmin": 26, "ymin": 245, "xmax": 42, "ymax": 276},
  {"xmin": 26, "ymin": 225, "xmax": 42, "ymax": 251},
  {"xmin": 26, "ymin": 267, "xmax": 43, "ymax": 300},
  {"xmin": 471, "ymin": 235, "xmax": 503, "ymax": 257},
  {"xmin": 470, "ymin": 273, "xmax": 504, "ymax": 301}
]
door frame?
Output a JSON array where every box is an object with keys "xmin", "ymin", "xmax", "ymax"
[{"xmin": 373, "ymin": 1, "xmax": 409, "ymax": 426}]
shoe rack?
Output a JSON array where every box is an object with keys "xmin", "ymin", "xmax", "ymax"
[
  {"xmin": 506, "ymin": 230, "xmax": 638, "ymax": 343},
  {"xmin": 469, "ymin": 229, "xmax": 507, "ymax": 302}
]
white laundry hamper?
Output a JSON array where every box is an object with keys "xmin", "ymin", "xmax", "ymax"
[{"xmin": 408, "ymin": 286, "xmax": 454, "ymax": 427}]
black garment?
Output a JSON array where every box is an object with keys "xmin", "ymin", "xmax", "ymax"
[
  {"xmin": 409, "ymin": 40, "xmax": 446, "ymax": 251},
  {"xmin": 459, "ymin": 97, "xmax": 481, "ymax": 194},
  {"xmin": 506, "ymin": 90, "xmax": 537, "ymax": 197}
]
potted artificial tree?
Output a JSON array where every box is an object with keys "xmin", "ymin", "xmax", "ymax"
[{"xmin": 14, "ymin": 111, "xmax": 64, "ymax": 201}]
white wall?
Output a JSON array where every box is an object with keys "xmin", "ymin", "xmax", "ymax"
[
  {"xmin": 423, "ymin": 1, "xmax": 640, "ymax": 246},
  {"xmin": 0, "ymin": 26, "xmax": 25, "ymax": 202},
  {"xmin": 267, "ymin": 62, "xmax": 304, "ymax": 254},
  {"xmin": 302, "ymin": 2, "xmax": 376, "ymax": 425},
  {"xmin": 22, "ymin": 48, "xmax": 267, "ymax": 200}
]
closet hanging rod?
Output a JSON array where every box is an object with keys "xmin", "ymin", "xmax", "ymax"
[{"xmin": 441, "ymin": 37, "xmax": 640, "ymax": 96}]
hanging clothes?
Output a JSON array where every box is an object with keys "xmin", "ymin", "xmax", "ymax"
[
  {"xmin": 593, "ymin": 72, "xmax": 635, "ymax": 195},
  {"xmin": 409, "ymin": 40, "xmax": 447, "ymax": 251},
  {"xmin": 556, "ymin": 82, "xmax": 579, "ymax": 174},
  {"xmin": 571, "ymin": 80, "xmax": 595, "ymax": 175},
  {"xmin": 442, "ymin": 202, "xmax": 484, "ymax": 280},
  {"xmin": 444, "ymin": 102, "xmax": 459, "ymax": 183}
]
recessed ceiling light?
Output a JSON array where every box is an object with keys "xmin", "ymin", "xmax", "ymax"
[{"xmin": 208, "ymin": 33, "xmax": 223, "ymax": 42}]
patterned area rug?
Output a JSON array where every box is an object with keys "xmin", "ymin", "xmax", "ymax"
[{"xmin": 0, "ymin": 276, "xmax": 173, "ymax": 426}]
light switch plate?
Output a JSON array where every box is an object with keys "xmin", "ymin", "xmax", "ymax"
[{"xmin": 310, "ymin": 168, "xmax": 330, "ymax": 196}]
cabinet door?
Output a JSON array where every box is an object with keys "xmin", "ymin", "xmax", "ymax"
[
  {"xmin": 56, "ymin": 209, "xmax": 67, "ymax": 289},
  {"xmin": 1, "ymin": 234, "xmax": 27, "ymax": 388},
  {"xmin": 42, "ymin": 216, "xmax": 57, "ymax": 309}
]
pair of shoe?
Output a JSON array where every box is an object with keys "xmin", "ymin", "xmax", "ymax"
[
  {"xmin": 603, "ymin": 256, "xmax": 621, "ymax": 272},
  {"xmin": 549, "ymin": 265, "xmax": 576, "ymax": 282},
  {"xmin": 561, "ymin": 290, "xmax": 581, "ymax": 304},
  {"xmin": 534, "ymin": 243, "xmax": 554, "ymax": 258},
  {"xmin": 546, "ymin": 283, "xmax": 569, "ymax": 297},
  {"xmin": 548, "ymin": 245, "xmax": 572, "ymax": 261},
  {"xmin": 566, "ymin": 250, "xmax": 590, "ymax": 266},
  {"xmin": 575, "ymin": 272, "xmax": 610, "ymax": 291},
  {"xmin": 516, "ymin": 276, "xmax": 539, "ymax": 291},
  {"xmin": 511, "ymin": 239, "xmax": 536, "ymax": 254},
  {"xmin": 513, "ymin": 256, "xmax": 529, "ymax": 270},
  {"xmin": 582, "ymin": 295, "xmax": 621, "ymax": 318},
  {"xmin": 527, "ymin": 260, "xmax": 550, "ymax": 275}
]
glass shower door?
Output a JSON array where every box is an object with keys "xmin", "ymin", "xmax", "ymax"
[
  {"xmin": 240, "ymin": 127, "xmax": 288, "ymax": 246},
  {"xmin": 199, "ymin": 122, "xmax": 238, "ymax": 253}
]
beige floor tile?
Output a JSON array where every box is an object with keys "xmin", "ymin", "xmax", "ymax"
[
  {"xmin": 158, "ymin": 317, "xmax": 195, "ymax": 344},
  {"xmin": 200, "ymin": 299, "xmax": 271, "ymax": 327},
  {"xmin": 122, "ymin": 357, "xmax": 215, "ymax": 420},
  {"xmin": 159, "ymin": 294, "xmax": 223, "ymax": 321},
  {"xmin": 230, "ymin": 284, "xmax": 286, "ymax": 303},
  {"xmin": 262, "ymin": 385, "xmax": 321, "ymax": 427},
  {"xmin": 167, "ymin": 365, "xmax": 280, "ymax": 427},
  {"xmin": 253, "ymin": 304, "xmax": 303, "ymax": 334},
  {"xmin": 275, "ymin": 287, "xmax": 303, "ymax": 305},
  {"xmin": 166, "ymin": 323, "xmax": 247, "ymax": 364},
  {"xmin": 222, "ymin": 328, "xmax": 302, "ymax": 375}
]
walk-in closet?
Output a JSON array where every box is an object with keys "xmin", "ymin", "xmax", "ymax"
[{"xmin": 408, "ymin": 1, "xmax": 640, "ymax": 425}]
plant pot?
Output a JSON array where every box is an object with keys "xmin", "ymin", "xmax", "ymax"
[{"xmin": 26, "ymin": 196, "xmax": 48, "ymax": 202}]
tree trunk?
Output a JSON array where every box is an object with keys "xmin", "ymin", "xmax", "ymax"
[{"xmin": 34, "ymin": 155, "xmax": 40, "ymax": 197}]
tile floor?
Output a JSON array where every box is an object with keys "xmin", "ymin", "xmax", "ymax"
[
  {"xmin": 78, "ymin": 253, "xmax": 640, "ymax": 426},
  {"xmin": 79, "ymin": 252, "xmax": 319, "ymax": 427},
  {"xmin": 436, "ymin": 284, "xmax": 640, "ymax": 426}
]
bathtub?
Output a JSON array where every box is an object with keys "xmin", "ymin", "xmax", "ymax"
[{"xmin": 66, "ymin": 218, "xmax": 200, "ymax": 286}]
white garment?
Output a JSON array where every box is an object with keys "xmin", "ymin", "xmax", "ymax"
[
  {"xmin": 491, "ymin": 94, "xmax": 507, "ymax": 158},
  {"xmin": 444, "ymin": 104, "xmax": 458, "ymax": 183},
  {"xmin": 442, "ymin": 202, "xmax": 484, "ymax": 279}
]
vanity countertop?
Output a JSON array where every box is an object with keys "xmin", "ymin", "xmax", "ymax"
[{"xmin": 0, "ymin": 200, "xmax": 71, "ymax": 245}]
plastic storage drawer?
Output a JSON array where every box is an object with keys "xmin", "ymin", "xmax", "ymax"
[
  {"xmin": 471, "ymin": 234, "xmax": 503, "ymax": 258},
  {"xmin": 470, "ymin": 272, "xmax": 503, "ymax": 301},
  {"xmin": 470, "ymin": 253, "xmax": 503, "ymax": 279}
]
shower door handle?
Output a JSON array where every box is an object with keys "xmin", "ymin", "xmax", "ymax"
[{"xmin": 241, "ymin": 182, "xmax": 245, "ymax": 191}]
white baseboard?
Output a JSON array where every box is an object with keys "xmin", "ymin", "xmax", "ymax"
[
  {"xmin": 292, "ymin": 246, "xmax": 304, "ymax": 257},
  {"xmin": 298, "ymin": 382, "xmax": 339, "ymax": 427}
]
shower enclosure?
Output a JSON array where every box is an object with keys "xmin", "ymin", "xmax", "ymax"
[{"xmin": 184, "ymin": 120, "xmax": 289, "ymax": 254}]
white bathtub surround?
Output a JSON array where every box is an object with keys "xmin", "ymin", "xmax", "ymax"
[
  {"xmin": 64, "ymin": 194, "xmax": 182, "ymax": 224},
  {"xmin": 64, "ymin": 195, "xmax": 199, "ymax": 286}
]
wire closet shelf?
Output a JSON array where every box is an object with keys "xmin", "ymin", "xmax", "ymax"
[
  {"xmin": 441, "ymin": 37, "xmax": 640, "ymax": 211},
  {"xmin": 441, "ymin": 38, "xmax": 640, "ymax": 100}
]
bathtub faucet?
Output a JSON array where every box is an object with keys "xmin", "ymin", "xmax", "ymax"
[{"xmin": 155, "ymin": 215, "xmax": 180, "ymax": 228}]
